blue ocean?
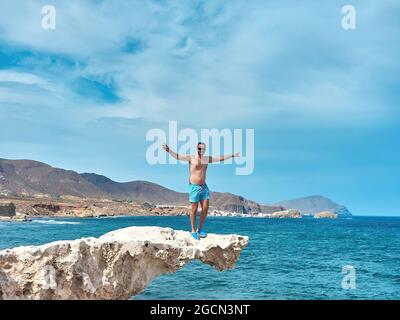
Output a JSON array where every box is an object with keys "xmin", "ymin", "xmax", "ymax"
[{"xmin": 1, "ymin": 216, "xmax": 399, "ymax": 299}]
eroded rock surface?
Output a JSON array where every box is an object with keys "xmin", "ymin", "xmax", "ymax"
[{"xmin": 0, "ymin": 226, "xmax": 248, "ymax": 300}]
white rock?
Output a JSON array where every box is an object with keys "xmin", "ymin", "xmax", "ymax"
[{"xmin": 0, "ymin": 226, "xmax": 248, "ymax": 300}]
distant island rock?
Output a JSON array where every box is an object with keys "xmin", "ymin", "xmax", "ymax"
[
  {"xmin": 314, "ymin": 211, "xmax": 338, "ymax": 219},
  {"xmin": 269, "ymin": 209, "xmax": 302, "ymax": 218},
  {"xmin": 0, "ymin": 226, "xmax": 248, "ymax": 299},
  {"xmin": 272, "ymin": 195, "xmax": 352, "ymax": 217}
]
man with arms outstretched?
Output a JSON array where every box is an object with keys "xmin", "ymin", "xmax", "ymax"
[{"xmin": 162, "ymin": 142, "xmax": 240, "ymax": 240}]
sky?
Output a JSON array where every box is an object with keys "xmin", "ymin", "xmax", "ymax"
[{"xmin": 0, "ymin": 0, "xmax": 399, "ymax": 215}]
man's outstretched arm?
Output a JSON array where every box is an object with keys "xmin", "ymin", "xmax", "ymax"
[
  {"xmin": 162, "ymin": 144, "xmax": 191, "ymax": 161},
  {"xmin": 209, "ymin": 152, "xmax": 240, "ymax": 163}
]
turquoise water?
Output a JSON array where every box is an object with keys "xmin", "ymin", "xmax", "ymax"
[{"xmin": 1, "ymin": 216, "xmax": 400, "ymax": 299}]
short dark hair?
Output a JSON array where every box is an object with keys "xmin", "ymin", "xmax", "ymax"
[{"xmin": 197, "ymin": 142, "xmax": 206, "ymax": 147}]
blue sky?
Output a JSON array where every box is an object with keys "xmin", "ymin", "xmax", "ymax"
[{"xmin": 0, "ymin": 0, "xmax": 399, "ymax": 215}]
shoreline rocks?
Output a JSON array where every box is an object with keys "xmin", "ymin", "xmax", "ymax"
[
  {"xmin": 0, "ymin": 203, "xmax": 16, "ymax": 217},
  {"xmin": 0, "ymin": 226, "xmax": 249, "ymax": 300},
  {"xmin": 269, "ymin": 209, "xmax": 302, "ymax": 218},
  {"xmin": 314, "ymin": 211, "xmax": 338, "ymax": 219},
  {"xmin": 0, "ymin": 214, "xmax": 31, "ymax": 222}
]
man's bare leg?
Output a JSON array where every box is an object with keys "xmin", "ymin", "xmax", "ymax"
[
  {"xmin": 190, "ymin": 202, "xmax": 199, "ymax": 233},
  {"xmin": 198, "ymin": 199, "xmax": 209, "ymax": 231}
]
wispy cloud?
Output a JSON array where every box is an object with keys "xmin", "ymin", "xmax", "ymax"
[{"xmin": 1, "ymin": 0, "xmax": 398, "ymax": 127}]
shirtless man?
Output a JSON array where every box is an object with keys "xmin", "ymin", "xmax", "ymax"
[{"xmin": 162, "ymin": 142, "xmax": 240, "ymax": 240}]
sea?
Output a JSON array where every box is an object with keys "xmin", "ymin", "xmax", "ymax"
[{"xmin": 1, "ymin": 215, "xmax": 399, "ymax": 299}]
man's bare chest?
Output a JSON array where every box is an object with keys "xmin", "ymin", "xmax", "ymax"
[{"xmin": 190, "ymin": 162, "xmax": 208, "ymax": 171}]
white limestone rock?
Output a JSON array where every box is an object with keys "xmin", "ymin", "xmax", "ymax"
[{"xmin": 0, "ymin": 226, "xmax": 248, "ymax": 300}]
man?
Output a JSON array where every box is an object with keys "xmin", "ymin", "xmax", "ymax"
[{"xmin": 162, "ymin": 142, "xmax": 240, "ymax": 240}]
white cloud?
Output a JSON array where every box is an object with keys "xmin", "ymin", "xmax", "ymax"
[{"xmin": 0, "ymin": 70, "xmax": 45, "ymax": 85}]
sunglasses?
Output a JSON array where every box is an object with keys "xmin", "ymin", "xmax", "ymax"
[{"xmin": 198, "ymin": 147, "xmax": 205, "ymax": 150}]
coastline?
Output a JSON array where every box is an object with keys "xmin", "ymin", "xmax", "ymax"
[{"xmin": 0, "ymin": 196, "xmax": 340, "ymax": 220}]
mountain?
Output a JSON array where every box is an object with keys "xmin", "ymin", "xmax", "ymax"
[
  {"xmin": 80, "ymin": 173, "xmax": 187, "ymax": 204},
  {"xmin": 0, "ymin": 159, "xmax": 106, "ymax": 198},
  {"xmin": 272, "ymin": 195, "xmax": 352, "ymax": 217},
  {"xmin": 80, "ymin": 173, "xmax": 284, "ymax": 213},
  {"xmin": 0, "ymin": 159, "xmax": 280, "ymax": 214},
  {"xmin": 0, "ymin": 158, "xmax": 352, "ymax": 216}
]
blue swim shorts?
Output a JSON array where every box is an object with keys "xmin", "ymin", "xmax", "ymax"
[{"xmin": 189, "ymin": 183, "xmax": 210, "ymax": 203}]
